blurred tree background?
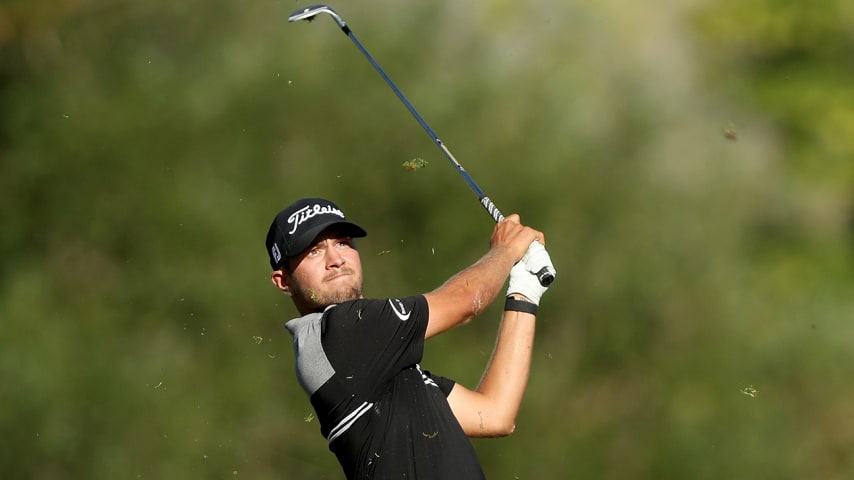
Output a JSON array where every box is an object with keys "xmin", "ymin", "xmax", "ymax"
[{"xmin": 1, "ymin": 0, "xmax": 852, "ymax": 478}]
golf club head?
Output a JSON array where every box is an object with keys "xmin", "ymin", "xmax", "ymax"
[{"xmin": 288, "ymin": 4, "xmax": 346, "ymax": 28}]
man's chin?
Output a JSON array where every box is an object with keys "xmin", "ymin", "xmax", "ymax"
[{"xmin": 316, "ymin": 286, "xmax": 362, "ymax": 307}]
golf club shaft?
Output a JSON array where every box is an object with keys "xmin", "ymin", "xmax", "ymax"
[
  {"xmin": 289, "ymin": 5, "xmax": 554, "ymax": 286},
  {"xmin": 339, "ymin": 22, "xmax": 505, "ymax": 223}
]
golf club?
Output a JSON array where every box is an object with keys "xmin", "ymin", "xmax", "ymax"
[{"xmin": 288, "ymin": 4, "xmax": 555, "ymax": 286}]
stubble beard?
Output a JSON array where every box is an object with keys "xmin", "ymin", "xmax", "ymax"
[
  {"xmin": 293, "ymin": 269, "xmax": 362, "ymax": 311},
  {"xmin": 316, "ymin": 285, "xmax": 361, "ymax": 307}
]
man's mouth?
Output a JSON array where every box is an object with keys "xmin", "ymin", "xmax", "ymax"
[{"xmin": 324, "ymin": 269, "xmax": 353, "ymax": 282}]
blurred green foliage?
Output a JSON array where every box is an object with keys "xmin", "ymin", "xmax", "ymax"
[{"xmin": 1, "ymin": 0, "xmax": 852, "ymax": 478}]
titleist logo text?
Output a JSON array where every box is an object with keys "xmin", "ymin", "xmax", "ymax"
[{"xmin": 287, "ymin": 204, "xmax": 345, "ymax": 234}]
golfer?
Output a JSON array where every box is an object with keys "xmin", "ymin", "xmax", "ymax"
[{"xmin": 266, "ymin": 197, "xmax": 554, "ymax": 479}]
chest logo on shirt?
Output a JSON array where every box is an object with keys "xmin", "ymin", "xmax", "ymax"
[{"xmin": 388, "ymin": 299, "xmax": 411, "ymax": 321}]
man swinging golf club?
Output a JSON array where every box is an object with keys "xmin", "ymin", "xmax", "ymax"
[{"xmin": 266, "ymin": 197, "xmax": 555, "ymax": 479}]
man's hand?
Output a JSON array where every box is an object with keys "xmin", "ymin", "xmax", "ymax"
[
  {"xmin": 507, "ymin": 241, "xmax": 555, "ymax": 305},
  {"xmin": 490, "ymin": 214, "xmax": 545, "ymax": 264}
]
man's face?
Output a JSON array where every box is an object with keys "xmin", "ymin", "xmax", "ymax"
[{"xmin": 274, "ymin": 228, "xmax": 363, "ymax": 313}]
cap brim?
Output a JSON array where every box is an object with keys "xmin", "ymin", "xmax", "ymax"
[{"xmin": 287, "ymin": 220, "xmax": 367, "ymax": 258}]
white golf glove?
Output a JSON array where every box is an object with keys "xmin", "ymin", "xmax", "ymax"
[{"xmin": 507, "ymin": 241, "xmax": 556, "ymax": 306}]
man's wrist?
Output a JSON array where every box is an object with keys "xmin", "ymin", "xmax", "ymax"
[
  {"xmin": 506, "ymin": 293, "xmax": 533, "ymax": 302},
  {"xmin": 504, "ymin": 295, "xmax": 538, "ymax": 315}
]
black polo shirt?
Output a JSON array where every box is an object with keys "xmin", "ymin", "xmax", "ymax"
[{"xmin": 285, "ymin": 295, "xmax": 485, "ymax": 479}]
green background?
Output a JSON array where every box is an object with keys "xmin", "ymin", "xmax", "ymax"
[{"xmin": 2, "ymin": 0, "xmax": 852, "ymax": 478}]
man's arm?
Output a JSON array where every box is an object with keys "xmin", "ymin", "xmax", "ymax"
[
  {"xmin": 446, "ymin": 300, "xmax": 537, "ymax": 437},
  {"xmin": 446, "ymin": 243, "xmax": 555, "ymax": 436},
  {"xmin": 423, "ymin": 214, "xmax": 540, "ymax": 339}
]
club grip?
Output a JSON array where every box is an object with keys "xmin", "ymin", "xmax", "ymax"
[
  {"xmin": 480, "ymin": 196, "xmax": 504, "ymax": 223},
  {"xmin": 536, "ymin": 267, "xmax": 555, "ymax": 286}
]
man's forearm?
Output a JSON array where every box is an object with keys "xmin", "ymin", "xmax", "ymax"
[
  {"xmin": 473, "ymin": 307, "xmax": 537, "ymax": 435},
  {"xmin": 424, "ymin": 247, "xmax": 517, "ymax": 338},
  {"xmin": 425, "ymin": 216, "xmax": 545, "ymax": 338},
  {"xmin": 444, "ymin": 247, "xmax": 516, "ymax": 313}
]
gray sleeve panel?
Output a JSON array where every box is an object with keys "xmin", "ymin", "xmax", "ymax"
[{"xmin": 285, "ymin": 312, "xmax": 335, "ymax": 396}]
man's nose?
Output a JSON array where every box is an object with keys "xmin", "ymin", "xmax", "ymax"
[{"xmin": 325, "ymin": 243, "xmax": 345, "ymax": 267}]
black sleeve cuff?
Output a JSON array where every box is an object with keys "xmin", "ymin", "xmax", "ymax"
[{"xmin": 504, "ymin": 296, "xmax": 538, "ymax": 315}]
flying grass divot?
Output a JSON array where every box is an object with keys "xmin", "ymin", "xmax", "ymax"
[{"xmin": 402, "ymin": 158, "xmax": 429, "ymax": 171}]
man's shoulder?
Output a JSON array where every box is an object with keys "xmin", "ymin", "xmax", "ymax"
[
  {"xmin": 326, "ymin": 295, "xmax": 427, "ymax": 318},
  {"xmin": 321, "ymin": 295, "xmax": 429, "ymax": 341}
]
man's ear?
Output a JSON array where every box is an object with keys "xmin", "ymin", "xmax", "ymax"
[{"xmin": 271, "ymin": 270, "xmax": 292, "ymax": 296}]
